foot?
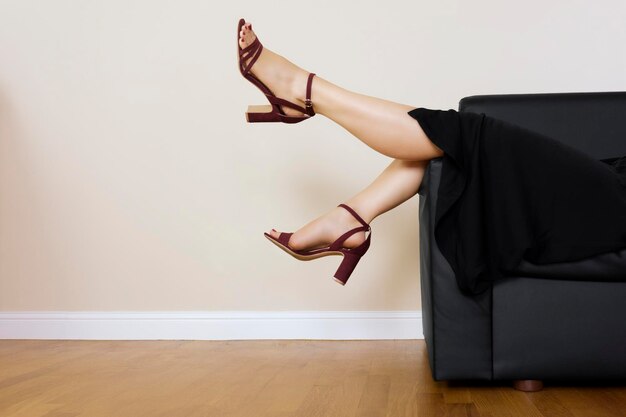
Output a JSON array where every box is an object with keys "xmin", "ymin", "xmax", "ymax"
[
  {"xmin": 239, "ymin": 20, "xmax": 311, "ymax": 117},
  {"xmin": 267, "ymin": 206, "xmax": 368, "ymax": 252}
]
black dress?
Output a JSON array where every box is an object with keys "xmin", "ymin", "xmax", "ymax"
[{"xmin": 407, "ymin": 107, "xmax": 626, "ymax": 295}]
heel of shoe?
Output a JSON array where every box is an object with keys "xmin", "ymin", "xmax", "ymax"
[
  {"xmin": 246, "ymin": 105, "xmax": 311, "ymax": 124},
  {"xmin": 246, "ymin": 112, "xmax": 282, "ymax": 123},
  {"xmin": 246, "ymin": 105, "xmax": 281, "ymax": 123},
  {"xmin": 333, "ymin": 252, "xmax": 362, "ymax": 285}
]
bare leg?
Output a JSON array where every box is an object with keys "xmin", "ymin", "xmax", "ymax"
[
  {"xmin": 310, "ymin": 78, "xmax": 443, "ymax": 160},
  {"xmin": 239, "ymin": 22, "xmax": 443, "ymax": 161},
  {"xmin": 238, "ymin": 21, "xmax": 434, "ymax": 250},
  {"xmin": 269, "ymin": 159, "xmax": 428, "ymax": 251}
]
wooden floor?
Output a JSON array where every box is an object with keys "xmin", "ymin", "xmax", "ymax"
[{"xmin": 0, "ymin": 340, "xmax": 624, "ymax": 417}]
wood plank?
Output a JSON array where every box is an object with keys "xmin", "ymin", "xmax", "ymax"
[{"xmin": 0, "ymin": 340, "xmax": 624, "ymax": 417}]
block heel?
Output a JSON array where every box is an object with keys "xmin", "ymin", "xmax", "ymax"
[
  {"xmin": 333, "ymin": 253, "xmax": 363, "ymax": 285},
  {"xmin": 245, "ymin": 104, "xmax": 314, "ymax": 124},
  {"xmin": 246, "ymin": 105, "xmax": 282, "ymax": 123}
]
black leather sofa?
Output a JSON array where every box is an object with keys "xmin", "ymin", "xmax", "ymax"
[{"xmin": 417, "ymin": 92, "xmax": 626, "ymax": 391}]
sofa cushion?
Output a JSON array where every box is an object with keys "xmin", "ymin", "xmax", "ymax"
[
  {"xmin": 511, "ymin": 248, "xmax": 626, "ymax": 281},
  {"xmin": 493, "ymin": 277, "xmax": 626, "ymax": 379}
]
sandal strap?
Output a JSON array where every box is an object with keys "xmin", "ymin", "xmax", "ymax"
[
  {"xmin": 266, "ymin": 95, "xmax": 308, "ymax": 114},
  {"xmin": 330, "ymin": 225, "xmax": 369, "ymax": 251},
  {"xmin": 305, "ymin": 73, "xmax": 316, "ymax": 116},
  {"xmin": 278, "ymin": 232, "xmax": 293, "ymax": 247},
  {"xmin": 337, "ymin": 203, "xmax": 369, "ymax": 228},
  {"xmin": 239, "ymin": 35, "xmax": 316, "ymax": 118},
  {"xmin": 240, "ymin": 35, "xmax": 260, "ymax": 54},
  {"xmin": 240, "ymin": 37, "xmax": 263, "ymax": 76},
  {"xmin": 267, "ymin": 74, "xmax": 316, "ymax": 117}
]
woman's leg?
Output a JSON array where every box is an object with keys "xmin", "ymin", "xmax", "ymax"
[
  {"xmin": 269, "ymin": 159, "xmax": 428, "ymax": 251},
  {"xmin": 238, "ymin": 22, "xmax": 434, "ymax": 249},
  {"xmin": 309, "ymin": 78, "xmax": 443, "ymax": 161},
  {"xmin": 239, "ymin": 22, "xmax": 443, "ymax": 161}
]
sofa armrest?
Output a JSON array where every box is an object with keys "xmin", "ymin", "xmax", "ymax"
[{"xmin": 418, "ymin": 158, "xmax": 494, "ymax": 380}]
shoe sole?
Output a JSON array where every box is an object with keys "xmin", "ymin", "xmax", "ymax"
[{"xmin": 264, "ymin": 234, "xmax": 347, "ymax": 285}]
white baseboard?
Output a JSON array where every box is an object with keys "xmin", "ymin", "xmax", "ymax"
[{"xmin": 0, "ymin": 310, "xmax": 423, "ymax": 340}]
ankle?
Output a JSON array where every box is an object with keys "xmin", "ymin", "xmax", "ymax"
[
  {"xmin": 289, "ymin": 68, "xmax": 312, "ymax": 105},
  {"xmin": 330, "ymin": 205, "xmax": 367, "ymax": 229}
]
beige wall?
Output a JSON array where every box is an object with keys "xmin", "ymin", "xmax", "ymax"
[{"xmin": 0, "ymin": 0, "xmax": 624, "ymax": 312}]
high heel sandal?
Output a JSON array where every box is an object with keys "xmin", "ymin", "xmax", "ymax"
[
  {"xmin": 237, "ymin": 18, "xmax": 317, "ymax": 124},
  {"xmin": 263, "ymin": 204, "xmax": 372, "ymax": 285}
]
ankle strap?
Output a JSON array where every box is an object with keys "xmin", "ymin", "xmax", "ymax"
[
  {"xmin": 329, "ymin": 225, "xmax": 369, "ymax": 252},
  {"xmin": 338, "ymin": 203, "xmax": 369, "ymax": 228},
  {"xmin": 304, "ymin": 73, "xmax": 316, "ymax": 116}
]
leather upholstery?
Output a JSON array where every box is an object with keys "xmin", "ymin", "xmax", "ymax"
[
  {"xmin": 459, "ymin": 92, "xmax": 626, "ymax": 159},
  {"xmin": 418, "ymin": 159, "xmax": 493, "ymax": 380},
  {"xmin": 493, "ymin": 277, "xmax": 626, "ymax": 380},
  {"xmin": 418, "ymin": 91, "xmax": 626, "ymax": 381}
]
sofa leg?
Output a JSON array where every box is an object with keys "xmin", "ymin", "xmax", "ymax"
[{"xmin": 513, "ymin": 379, "xmax": 543, "ymax": 392}]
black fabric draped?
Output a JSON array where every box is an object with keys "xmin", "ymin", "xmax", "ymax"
[{"xmin": 408, "ymin": 107, "xmax": 626, "ymax": 295}]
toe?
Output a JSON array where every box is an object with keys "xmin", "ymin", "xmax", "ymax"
[
  {"xmin": 268, "ymin": 229, "xmax": 279, "ymax": 239},
  {"xmin": 244, "ymin": 27, "xmax": 256, "ymax": 44}
]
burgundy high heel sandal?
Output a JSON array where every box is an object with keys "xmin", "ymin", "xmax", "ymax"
[
  {"xmin": 237, "ymin": 18, "xmax": 317, "ymax": 124},
  {"xmin": 263, "ymin": 204, "xmax": 372, "ymax": 285}
]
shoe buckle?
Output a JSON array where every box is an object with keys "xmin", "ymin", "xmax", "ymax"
[{"xmin": 304, "ymin": 99, "xmax": 313, "ymax": 109}]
